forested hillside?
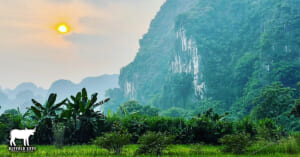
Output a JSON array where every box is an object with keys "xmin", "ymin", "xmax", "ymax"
[{"xmin": 107, "ymin": 0, "xmax": 300, "ymax": 121}]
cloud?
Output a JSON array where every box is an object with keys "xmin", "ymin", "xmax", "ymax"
[
  {"xmin": 80, "ymin": 0, "xmax": 137, "ymax": 6},
  {"xmin": 47, "ymin": 0, "xmax": 154, "ymax": 8},
  {"xmin": 46, "ymin": 0, "xmax": 73, "ymax": 3},
  {"xmin": 46, "ymin": 0, "xmax": 133, "ymax": 6},
  {"xmin": 64, "ymin": 33, "xmax": 107, "ymax": 45},
  {"xmin": 0, "ymin": 0, "xmax": 165, "ymax": 89}
]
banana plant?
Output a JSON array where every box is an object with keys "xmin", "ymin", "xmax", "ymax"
[
  {"xmin": 61, "ymin": 88, "xmax": 110, "ymax": 143},
  {"xmin": 25, "ymin": 93, "xmax": 67, "ymax": 144},
  {"xmin": 30, "ymin": 93, "xmax": 67, "ymax": 123},
  {"xmin": 61, "ymin": 88, "xmax": 110, "ymax": 123}
]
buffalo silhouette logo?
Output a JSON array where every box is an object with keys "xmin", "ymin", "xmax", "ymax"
[{"xmin": 10, "ymin": 128, "xmax": 36, "ymax": 146}]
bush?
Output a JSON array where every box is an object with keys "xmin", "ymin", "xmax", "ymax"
[
  {"xmin": 219, "ymin": 132, "xmax": 251, "ymax": 154},
  {"xmin": 256, "ymin": 118, "xmax": 284, "ymax": 141},
  {"xmin": 121, "ymin": 115, "xmax": 148, "ymax": 143},
  {"xmin": 188, "ymin": 115, "xmax": 233, "ymax": 144},
  {"xmin": 235, "ymin": 117, "xmax": 257, "ymax": 138},
  {"xmin": 93, "ymin": 132, "xmax": 131, "ymax": 154},
  {"xmin": 136, "ymin": 132, "xmax": 175, "ymax": 155}
]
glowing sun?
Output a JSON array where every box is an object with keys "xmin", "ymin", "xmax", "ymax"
[{"xmin": 57, "ymin": 24, "xmax": 69, "ymax": 34}]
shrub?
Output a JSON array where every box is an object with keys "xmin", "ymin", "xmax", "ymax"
[
  {"xmin": 235, "ymin": 117, "xmax": 257, "ymax": 138},
  {"xmin": 93, "ymin": 132, "xmax": 131, "ymax": 154},
  {"xmin": 256, "ymin": 118, "xmax": 284, "ymax": 141},
  {"xmin": 219, "ymin": 132, "xmax": 251, "ymax": 154},
  {"xmin": 188, "ymin": 115, "xmax": 233, "ymax": 144},
  {"xmin": 136, "ymin": 132, "xmax": 175, "ymax": 155},
  {"xmin": 121, "ymin": 115, "xmax": 148, "ymax": 143}
]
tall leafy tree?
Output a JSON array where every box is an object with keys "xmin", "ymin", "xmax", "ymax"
[
  {"xmin": 251, "ymin": 82, "xmax": 295, "ymax": 123},
  {"xmin": 117, "ymin": 100, "xmax": 159, "ymax": 117},
  {"xmin": 291, "ymin": 82, "xmax": 300, "ymax": 117},
  {"xmin": 117, "ymin": 100, "xmax": 143, "ymax": 116}
]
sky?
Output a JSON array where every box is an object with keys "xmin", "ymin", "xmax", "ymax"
[{"xmin": 0, "ymin": 0, "xmax": 165, "ymax": 89}]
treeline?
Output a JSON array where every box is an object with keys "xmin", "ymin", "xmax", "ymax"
[
  {"xmin": 0, "ymin": 82, "xmax": 299, "ymax": 147},
  {"xmin": 0, "ymin": 104, "xmax": 291, "ymax": 145}
]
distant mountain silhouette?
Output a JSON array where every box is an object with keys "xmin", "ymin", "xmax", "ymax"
[
  {"xmin": 4, "ymin": 82, "xmax": 47, "ymax": 99},
  {"xmin": 48, "ymin": 74, "xmax": 119, "ymax": 101},
  {"xmin": 0, "ymin": 74, "xmax": 119, "ymax": 113},
  {"xmin": 0, "ymin": 90, "xmax": 9, "ymax": 109}
]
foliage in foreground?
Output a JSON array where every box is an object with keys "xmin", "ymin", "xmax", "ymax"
[
  {"xmin": 24, "ymin": 88, "xmax": 110, "ymax": 144},
  {"xmin": 219, "ymin": 132, "xmax": 252, "ymax": 154},
  {"xmin": 293, "ymin": 132, "xmax": 300, "ymax": 148},
  {"xmin": 1, "ymin": 143, "xmax": 300, "ymax": 157},
  {"xmin": 256, "ymin": 118, "xmax": 284, "ymax": 141},
  {"xmin": 136, "ymin": 132, "xmax": 175, "ymax": 155},
  {"xmin": 93, "ymin": 132, "xmax": 131, "ymax": 154},
  {"xmin": 251, "ymin": 136, "xmax": 300, "ymax": 155}
]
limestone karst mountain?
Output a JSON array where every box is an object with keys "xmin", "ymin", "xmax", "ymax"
[{"xmin": 107, "ymin": 0, "xmax": 300, "ymax": 117}]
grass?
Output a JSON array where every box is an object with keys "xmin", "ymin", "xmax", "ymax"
[{"xmin": 0, "ymin": 144, "xmax": 299, "ymax": 157}]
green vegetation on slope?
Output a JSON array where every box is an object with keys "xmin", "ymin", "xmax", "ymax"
[{"xmin": 107, "ymin": 0, "xmax": 300, "ymax": 124}]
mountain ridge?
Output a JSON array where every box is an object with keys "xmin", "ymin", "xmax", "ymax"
[{"xmin": 0, "ymin": 74, "xmax": 119, "ymax": 113}]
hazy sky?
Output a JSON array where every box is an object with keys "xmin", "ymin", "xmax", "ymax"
[{"xmin": 0, "ymin": 0, "xmax": 165, "ymax": 89}]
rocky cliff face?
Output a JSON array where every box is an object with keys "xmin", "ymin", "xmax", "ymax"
[
  {"xmin": 171, "ymin": 27, "xmax": 205, "ymax": 99},
  {"xmin": 116, "ymin": 0, "xmax": 199, "ymax": 103},
  {"xmin": 108, "ymin": 0, "xmax": 300, "ymax": 114}
]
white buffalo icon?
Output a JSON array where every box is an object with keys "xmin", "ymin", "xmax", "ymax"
[{"xmin": 10, "ymin": 128, "xmax": 36, "ymax": 146}]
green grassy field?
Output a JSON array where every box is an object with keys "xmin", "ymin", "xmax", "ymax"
[{"xmin": 1, "ymin": 144, "xmax": 300, "ymax": 157}]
